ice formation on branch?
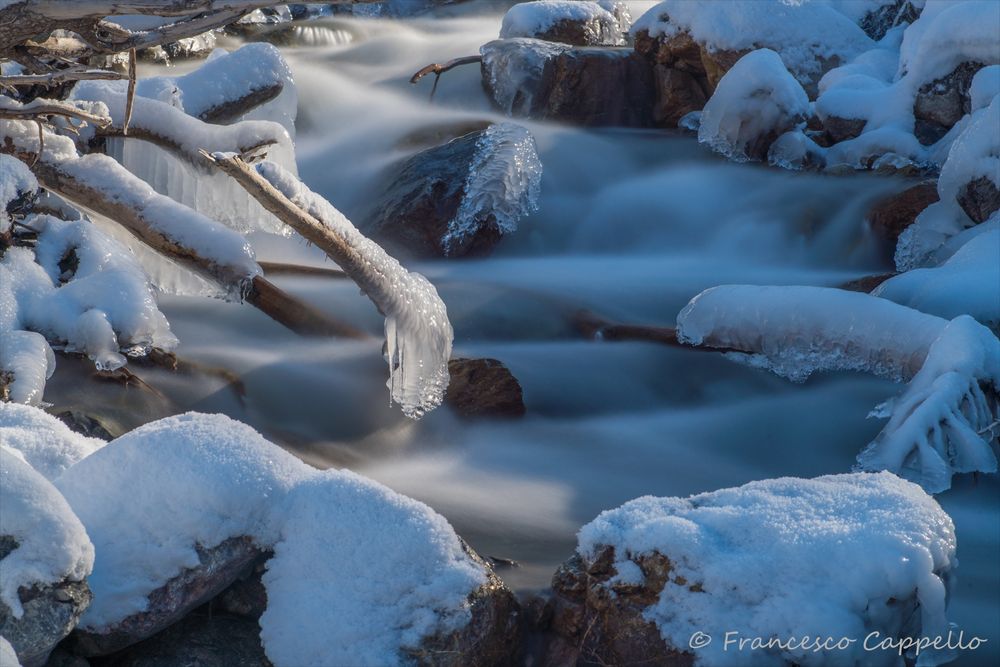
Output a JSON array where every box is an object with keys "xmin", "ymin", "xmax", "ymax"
[
  {"xmin": 251, "ymin": 161, "xmax": 453, "ymax": 419},
  {"xmin": 677, "ymin": 285, "xmax": 1000, "ymax": 492},
  {"xmin": 577, "ymin": 472, "xmax": 957, "ymax": 667},
  {"xmin": 444, "ymin": 122, "xmax": 542, "ymax": 255},
  {"xmin": 0, "ymin": 445, "xmax": 94, "ymax": 619},
  {"xmin": 500, "ymin": 1, "xmax": 625, "ymax": 46},
  {"xmin": 0, "ymin": 403, "xmax": 104, "ymax": 480},
  {"xmin": 698, "ymin": 49, "xmax": 810, "ymax": 163},
  {"xmin": 53, "ymin": 411, "xmax": 486, "ymax": 666}
]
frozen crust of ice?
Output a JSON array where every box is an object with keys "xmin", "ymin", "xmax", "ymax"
[
  {"xmin": 0, "ymin": 446, "xmax": 94, "ymax": 619},
  {"xmin": 577, "ymin": 472, "xmax": 957, "ymax": 667}
]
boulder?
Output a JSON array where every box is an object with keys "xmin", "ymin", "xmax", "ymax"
[
  {"xmin": 821, "ymin": 114, "xmax": 867, "ymax": 143},
  {"xmin": 867, "ymin": 180, "xmax": 939, "ymax": 247},
  {"xmin": 446, "ymin": 358, "xmax": 526, "ymax": 419},
  {"xmin": 957, "ymin": 176, "xmax": 1000, "ymax": 224},
  {"xmin": 544, "ymin": 547, "xmax": 692, "ymax": 666},
  {"xmin": 651, "ymin": 65, "xmax": 707, "ymax": 126},
  {"xmin": 481, "ymin": 39, "xmax": 655, "ymax": 127},
  {"xmin": 0, "ymin": 572, "xmax": 91, "ymax": 667},
  {"xmin": 498, "ymin": 1, "xmax": 627, "ymax": 47},
  {"xmin": 70, "ymin": 537, "xmax": 264, "ymax": 657},
  {"xmin": 363, "ymin": 122, "xmax": 541, "ymax": 258},
  {"xmin": 914, "ymin": 61, "xmax": 986, "ymax": 144}
]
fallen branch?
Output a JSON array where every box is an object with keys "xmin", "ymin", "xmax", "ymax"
[
  {"xmin": 0, "ymin": 99, "xmax": 111, "ymax": 128},
  {"xmin": 409, "ymin": 55, "xmax": 482, "ymax": 100},
  {"xmin": 573, "ymin": 310, "xmax": 735, "ymax": 352},
  {"xmin": 258, "ymin": 261, "xmax": 348, "ymax": 279},
  {"xmin": 0, "ymin": 68, "xmax": 127, "ymax": 89}
]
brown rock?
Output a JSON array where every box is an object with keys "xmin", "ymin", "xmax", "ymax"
[
  {"xmin": 71, "ymin": 537, "xmax": 264, "ymax": 656},
  {"xmin": 867, "ymin": 180, "xmax": 939, "ymax": 246},
  {"xmin": 957, "ymin": 176, "xmax": 1000, "ymax": 224},
  {"xmin": 822, "ymin": 115, "xmax": 867, "ymax": 143},
  {"xmin": 839, "ymin": 273, "xmax": 897, "ymax": 293},
  {"xmin": 216, "ymin": 560, "xmax": 269, "ymax": 620},
  {"xmin": 544, "ymin": 547, "xmax": 693, "ymax": 667},
  {"xmin": 700, "ymin": 46, "xmax": 750, "ymax": 92},
  {"xmin": 914, "ymin": 61, "xmax": 985, "ymax": 144},
  {"xmin": 652, "ymin": 65, "xmax": 708, "ymax": 126},
  {"xmin": 446, "ymin": 358, "xmax": 526, "ymax": 419}
]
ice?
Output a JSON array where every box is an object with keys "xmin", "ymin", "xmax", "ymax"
[
  {"xmin": 254, "ymin": 161, "xmax": 453, "ymax": 419},
  {"xmin": 443, "ymin": 123, "xmax": 542, "ymax": 255},
  {"xmin": 632, "ymin": 0, "xmax": 874, "ymax": 87},
  {"xmin": 500, "ymin": 1, "xmax": 625, "ymax": 46},
  {"xmin": 54, "ymin": 412, "xmax": 488, "ymax": 665},
  {"xmin": 0, "ymin": 403, "xmax": 105, "ymax": 480},
  {"xmin": 698, "ymin": 49, "xmax": 810, "ymax": 163},
  {"xmin": 480, "ymin": 38, "xmax": 572, "ymax": 116},
  {"xmin": 874, "ymin": 228, "xmax": 1000, "ymax": 328},
  {"xmin": 0, "ymin": 330, "xmax": 53, "ymax": 407},
  {"xmin": 577, "ymin": 472, "xmax": 957, "ymax": 667},
  {"xmin": 0, "ymin": 636, "xmax": 19, "ymax": 667},
  {"xmin": 0, "ymin": 446, "xmax": 93, "ymax": 619},
  {"xmin": 677, "ymin": 285, "xmax": 1000, "ymax": 492}
]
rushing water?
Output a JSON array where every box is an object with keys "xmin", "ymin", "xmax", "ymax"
[{"xmin": 53, "ymin": 2, "xmax": 998, "ymax": 662}]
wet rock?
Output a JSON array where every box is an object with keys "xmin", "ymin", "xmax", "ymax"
[
  {"xmin": 70, "ymin": 537, "xmax": 263, "ymax": 657},
  {"xmin": 411, "ymin": 540, "xmax": 521, "ymax": 667},
  {"xmin": 867, "ymin": 180, "xmax": 939, "ymax": 247},
  {"xmin": 544, "ymin": 547, "xmax": 693, "ymax": 666},
  {"xmin": 481, "ymin": 39, "xmax": 654, "ymax": 127},
  {"xmin": 446, "ymin": 358, "xmax": 526, "ymax": 419},
  {"xmin": 0, "ymin": 569, "xmax": 91, "ymax": 667},
  {"xmin": 43, "ymin": 646, "xmax": 89, "ymax": 667},
  {"xmin": 652, "ymin": 65, "xmax": 707, "ymax": 126},
  {"xmin": 839, "ymin": 272, "xmax": 897, "ymax": 293},
  {"xmin": 363, "ymin": 123, "xmax": 540, "ymax": 258},
  {"xmin": 215, "ymin": 561, "xmax": 268, "ymax": 620},
  {"xmin": 957, "ymin": 176, "xmax": 1000, "ymax": 224},
  {"xmin": 96, "ymin": 613, "xmax": 269, "ymax": 667},
  {"xmin": 914, "ymin": 61, "xmax": 985, "ymax": 145},
  {"xmin": 821, "ymin": 115, "xmax": 867, "ymax": 143},
  {"xmin": 858, "ymin": 0, "xmax": 920, "ymax": 41},
  {"xmin": 52, "ymin": 411, "xmax": 115, "ymax": 441}
]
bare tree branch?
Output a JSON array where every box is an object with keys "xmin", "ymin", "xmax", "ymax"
[
  {"xmin": 0, "ymin": 68, "xmax": 127, "ymax": 89},
  {"xmin": 0, "ymin": 99, "xmax": 111, "ymax": 127}
]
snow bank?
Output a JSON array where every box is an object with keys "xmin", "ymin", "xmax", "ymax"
[
  {"xmin": 0, "ymin": 636, "xmax": 19, "ymax": 667},
  {"xmin": 698, "ymin": 49, "xmax": 810, "ymax": 162},
  {"xmin": 677, "ymin": 285, "xmax": 1000, "ymax": 492},
  {"xmin": 632, "ymin": 0, "xmax": 875, "ymax": 86},
  {"xmin": 444, "ymin": 123, "xmax": 542, "ymax": 255},
  {"xmin": 577, "ymin": 472, "xmax": 956, "ymax": 667},
  {"xmin": 0, "ymin": 404, "xmax": 104, "ymax": 480},
  {"xmin": 53, "ymin": 412, "xmax": 487, "ymax": 665},
  {"xmin": 500, "ymin": 1, "xmax": 624, "ymax": 45},
  {"xmin": 254, "ymin": 162, "xmax": 453, "ymax": 419},
  {"xmin": 898, "ymin": 0, "xmax": 1000, "ymax": 90},
  {"xmin": 0, "ymin": 446, "xmax": 94, "ymax": 619}
]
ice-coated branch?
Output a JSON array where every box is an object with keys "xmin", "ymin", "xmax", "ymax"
[
  {"xmin": 677, "ymin": 285, "xmax": 1000, "ymax": 492},
  {"xmin": 203, "ymin": 152, "xmax": 454, "ymax": 418}
]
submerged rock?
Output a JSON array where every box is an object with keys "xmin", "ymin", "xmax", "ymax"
[
  {"xmin": 446, "ymin": 358, "xmax": 526, "ymax": 419},
  {"xmin": 364, "ymin": 123, "xmax": 541, "ymax": 258},
  {"xmin": 70, "ymin": 537, "xmax": 263, "ymax": 656}
]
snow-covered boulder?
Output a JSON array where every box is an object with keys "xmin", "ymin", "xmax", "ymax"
[
  {"xmin": 548, "ymin": 473, "xmax": 956, "ymax": 667},
  {"xmin": 698, "ymin": 49, "xmax": 810, "ymax": 163},
  {"xmin": 676, "ymin": 285, "xmax": 1000, "ymax": 493},
  {"xmin": 53, "ymin": 412, "xmax": 520, "ymax": 665},
  {"xmin": 364, "ymin": 123, "xmax": 541, "ymax": 258},
  {"xmin": 499, "ymin": 1, "xmax": 626, "ymax": 47},
  {"xmin": 0, "ymin": 447, "xmax": 94, "ymax": 667},
  {"xmin": 0, "ymin": 404, "xmax": 104, "ymax": 481}
]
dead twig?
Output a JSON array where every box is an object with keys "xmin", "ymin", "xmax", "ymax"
[{"xmin": 409, "ymin": 55, "xmax": 482, "ymax": 101}]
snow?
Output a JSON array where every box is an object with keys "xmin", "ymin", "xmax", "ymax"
[
  {"xmin": 698, "ymin": 50, "xmax": 810, "ymax": 163},
  {"xmin": 254, "ymin": 161, "xmax": 453, "ymax": 419},
  {"xmin": 0, "ymin": 155, "xmax": 36, "ymax": 235},
  {"xmin": 500, "ymin": 1, "xmax": 625, "ymax": 46},
  {"xmin": 444, "ymin": 123, "xmax": 542, "ymax": 255},
  {"xmin": 0, "ymin": 636, "xmax": 19, "ymax": 667},
  {"xmin": 874, "ymin": 228, "xmax": 1000, "ymax": 329},
  {"xmin": 631, "ymin": 0, "xmax": 875, "ymax": 87},
  {"xmin": 969, "ymin": 64, "xmax": 1000, "ymax": 113},
  {"xmin": 577, "ymin": 472, "xmax": 957, "ymax": 667},
  {"xmin": 53, "ymin": 412, "xmax": 487, "ymax": 665},
  {"xmin": 0, "ymin": 403, "xmax": 104, "ymax": 481},
  {"xmin": 0, "ymin": 446, "xmax": 94, "ymax": 619},
  {"xmin": 678, "ymin": 285, "xmax": 1000, "ymax": 492},
  {"xmin": 0, "ymin": 329, "xmax": 53, "ymax": 406}
]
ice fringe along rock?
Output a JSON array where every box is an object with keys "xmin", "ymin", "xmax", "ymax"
[
  {"xmin": 677, "ymin": 285, "xmax": 1000, "ymax": 493},
  {"xmin": 574, "ymin": 472, "xmax": 957, "ymax": 667},
  {"xmin": 251, "ymin": 161, "xmax": 453, "ymax": 419},
  {"xmin": 697, "ymin": 49, "xmax": 810, "ymax": 163},
  {"xmin": 443, "ymin": 123, "xmax": 542, "ymax": 256},
  {"xmin": 53, "ymin": 411, "xmax": 491, "ymax": 666}
]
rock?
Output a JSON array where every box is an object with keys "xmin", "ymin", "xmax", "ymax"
[
  {"xmin": 857, "ymin": 0, "xmax": 920, "ymax": 40},
  {"xmin": 957, "ymin": 176, "xmax": 1000, "ymax": 224},
  {"xmin": 96, "ymin": 613, "xmax": 269, "ymax": 667},
  {"xmin": 544, "ymin": 547, "xmax": 693, "ymax": 666},
  {"xmin": 363, "ymin": 123, "xmax": 541, "ymax": 258},
  {"xmin": 52, "ymin": 411, "xmax": 115, "ymax": 441},
  {"xmin": 867, "ymin": 180, "xmax": 939, "ymax": 247},
  {"xmin": 821, "ymin": 114, "xmax": 867, "ymax": 143},
  {"xmin": 215, "ymin": 561, "xmax": 268, "ymax": 620},
  {"xmin": 914, "ymin": 61, "xmax": 985, "ymax": 145},
  {"xmin": 446, "ymin": 358, "xmax": 526, "ymax": 419},
  {"xmin": 481, "ymin": 39, "xmax": 655, "ymax": 127},
  {"xmin": 651, "ymin": 65, "xmax": 707, "ymax": 126},
  {"xmin": 43, "ymin": 647, "xmax": 89, "ymax": 667},
  {"xmin": 410, "ymin": 540, "xmax": 522, "ymax": 667},
  {"xmin": 839, "ymin": 273, "xmax": 897, "ymax": 293},
  {"xmin": 70, "ymin": 537, "xmax": 264, "ymax": 657}
]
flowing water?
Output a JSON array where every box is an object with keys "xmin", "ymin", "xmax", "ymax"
[{"xmin": 55, "ymin": 1, "xmax": 998, "ymax": 661}]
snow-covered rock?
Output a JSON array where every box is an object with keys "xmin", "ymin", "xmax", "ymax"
[
  {"xmin": 0, "ymin": 447, "xmax": 93, "ymax": 667},
  {"xmin": 500, "ymin": 1, "xmax": 626, "ymax": 46},
  {"xmin": 0, "ymin": 404, "xmax": 104, "ymax": 481},
  {"xmin": 53, "ymin": 412, "xmax": 519, "ymax": 665},
  {"xmin": 677, "ymin": 285, "xmax": 1000, "ymax": 492},
  {"xmin": 549, "ymin": 472, "xmax": 956, "ymax": 667},
  {"xmin": 698, "ymin": 49, "xmax": 810, "ymax": 162}
]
